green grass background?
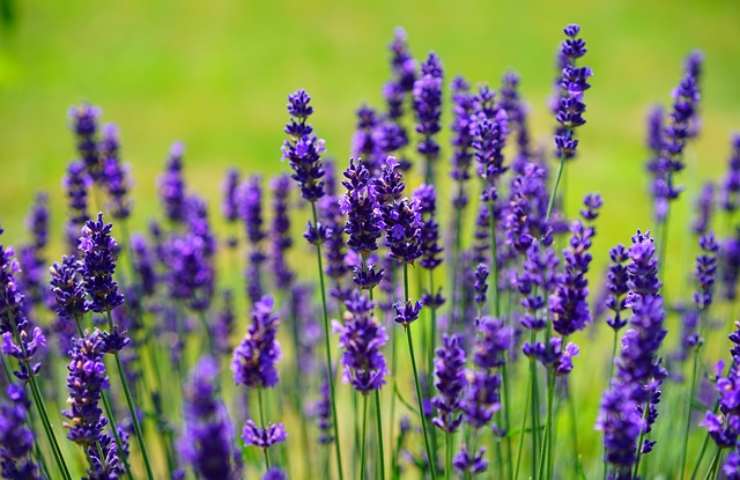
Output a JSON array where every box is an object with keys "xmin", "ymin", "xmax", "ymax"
[{"xmin": 0, "ymin": 0, "xmax": 738, "ymax": 477}]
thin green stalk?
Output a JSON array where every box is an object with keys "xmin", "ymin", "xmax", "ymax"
[
  {"xmin": 311, "ymin": 202, "xmax": 345, "ymax": 480},
  {"xmin": 445, "ymin": 431, "xmax": 453, "ymax": 480},
  {"xmin": 567, "ymin": 387, "xmax": 582, "ymax": 478},
  {"xmin": 360, "ymin": 394, "xmax": 369, "ymax": 480},
  {"xmin": 545, "ymin": 157, "xmax": 565, "ymax": 221},
  {"xmin": 403, "ymin": 263, "xmax": 437, "ymax": 480},
  {"xmin": 287, "ymin": 288, "xmax": 311, "ymax": 478},
  {"xmin": 540, "ymin": 369, "xmax": 555, "ymax": 480},
  {"xmin": 257, "ymin": 388, "xmax": 271, "ymax": 469},
  {"xmin": 632, "ymin": 401, "xmax": 650, "ymax": 478},
  {"xmin": 528, "ymin": 332, "xmax": 540, "ymax": 479},
  {"xmin": 691, "ymin": 431, "xmax": 714, "ymax": 479},
  {"xmin": 107, "ymin": 311, "xmax": 155, "ymax": 480},
  {"xmin": 680, "ymin": 344, "xmax": 702, "ymax": 478},
  {"xmin": 704, "ymin": 447, "xmax": 722, "ymax": 480},
  {"xmin": 389, "ymin": 310, "xmax": 398, "ymax": 475},
  {"xmin": 514, "ymin": 381, "xmax": 531, "ymax": 479},
  {"xmin": 374, "ymin": 389, "xmax": 386, "ymax": 480},
  {"xmin": 353, "ymin": 391, "xmax": 360, "ymax": 477},
  {"xmin": 101, "ymin": 391, "xmax": 135, "ymax": 480}
]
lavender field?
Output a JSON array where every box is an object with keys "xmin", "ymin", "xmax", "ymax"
[{"xmin": 0, "ymin": 3, "xmax": 738, "ymax": 480}]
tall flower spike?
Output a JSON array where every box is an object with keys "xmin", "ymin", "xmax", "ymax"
[
  {"xmin": 334, "ymin": 290, "xmax": 387, "ymax": 392},
  {"xmin": 693, "ymin": 232, "xmax": 719, "ymax": 311},
  {"xmin": 282, "ymin": 89, "xmax": 325, "ymax": 202},
  {"xmin": 159, "ymin": 142, "xmax": 187, "ymax": 224},
  {"xmin": 166, "ymin": 233, "xmax": 214, "ymax": 312},
  {"xmin": 100, "ymin": 123, "xmax": 132, "ymax": 220},
  {"xmin": 269, "ymin": 174, "xmax": 294, "ymax": 290},
  {"xmin": 49, "ymin": 255, "xmax": 88, "ymax": 350},
  {"xmin": 553, "ymin": 24, "xmax": 592, "ymax": 161},
  {"xmin": 69, "ymin": 104, "xmax": 103, "ymax": 182},
  {"xmin": 222, "ymin": 168, "xmax": 241, "ymax": 248},
  {"xmin": 240, "ymin": 176, "xmax": 267, "ymax": 303},
  {"xmin": 352, "ymin": 105, "xmax": 380, "ymax": 172},
  {"xmin": 64, "ymin": 161, "xmax": 91, "ymax": 250},
  {"xmin": 604, "ymin": 245, "xmax": 629, "ymax": 331},
  {"xmin": 78, "ymin": 213, "xmax": 124, "ymax": 313},
  {"xmin": 342, "ymin": 159, "xmax": 383, "ymax": 290},
  {"xmin": 450, "ymin": 76, "xmax": 475, "ymax": 209},
  {"xmin": 691, "ymin": 182, "xmax": 715, "ymax": 235},
  {"xmin": 413, "ymin": 184, "xmax": 442, "ymax": 270},
  {"xmin": 232, "ymin": 295, "xmax": 281, "ymax": 389},
  {"xmin": 720, "ymin": 230, "xmax": 740, "ymax": 301},
  {"xmin": 431, "ymin": 334, "xmax": 467, "ymax": 433},
  {"xmin": 413, "ymin": 53, "xmax": 443, "ymax": 183},
  {"xmin": 181, "ymin": 357, "xmax": 241, "ymax": 480},
  {"xmin": 0, "ymin": 384, "xmax": 42, "ymax": 479},
  {"xmin": 473, "ymin": 88, "xmax": 509, "ymax": 200}
]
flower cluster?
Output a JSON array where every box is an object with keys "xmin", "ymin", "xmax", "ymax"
[
  {"xmin": 0, "ymin": 384, "xmax": 42, "ymax": 480},
  {"xmin": 232, "ymin": 295, "xmax": 281, "ymax": 389},
  {"xmin": 283, "ymin": 89, "xmax": 325, "ymax": 202}
]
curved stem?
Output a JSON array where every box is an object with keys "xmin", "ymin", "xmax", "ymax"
[
  {"xmin": 311, "ymin": 202, "xmax": 345, "ymax": 480},
  {"xmin": 403, "ymin": 263, "xmax": 437, "ymax": 480},
  {"xmin": 545, "ymin": 157, "xmax": 566, "ymax": 222},
  {"xmin": 680, "ymin": 345, "xmax": 702, "ymax": 478}
]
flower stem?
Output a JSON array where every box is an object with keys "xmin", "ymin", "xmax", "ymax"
[
  {"xmin": 680, "ymin": 344, "xmax": 702, "ymax": 478},
  {"xmin": 107, "ymin": 311, "xmax": 155, "ymax": 480},
  {"xmin": 311, "ymin": 202, "xmax": 345, "ymax": 480},
  {"xmin": 374, "ymin": 389, "xmax": 386, "ymax": 480},
  {"xmin": 704, "ymin": 446, "xmax": 722, "ymax": 480},
  {"xmin": 445, "ymin": 431, "xmax": 453, "ymax": 480},
  {"xmin": 403, "ymin": 263, "xmax": 437, "ymax": 480},
  {"xmin": 514, "ymin": 378, "xmax": 531, "ymax": 479},
  {"xmin": 545, "ymin": 157, "xmax": 566, "ymax": 222},
  {"xmin": 360, "ymin": 394, "xmax": 369, "ymax": 480},
  {"xmin": 257, "ymin": 388, "xmax": 271, "ymax": 469},
  {"xmin": 632, "ymin": 401, "xmax": 650, "ymax": 478}
]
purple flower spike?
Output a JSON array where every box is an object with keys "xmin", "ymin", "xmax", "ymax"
[
  {"xmin": 553, "ymin": 24, "xmax": 592, "ymax": 161},
  {"xmin": 334, "ymin": 290, "xmax": 388, "ymax": 393},
  {"xmin": 241, "ymin": 420, "xmax": 287, "ymax": 448},
  {"xmin": 413, "ymin": 53, "xmax": 443, "ymax": 182},
  {"xmin": 473, "ymin": 263, "xmax": 489, "ymax": 307},
  {"xmin": 64, "ymin": 161, "xmax": 91, "ymax": 250},
  {"xmin": 693, "ymin": 232, "xmax": 719, "ymax": 311},
  {"xmin": 605, "ymin": 245, "xmax": 629, "ymax": 331},
  {"xmin": 393, "ymin": 300, "xmax": 421, "ymax": 326},
  {"xmin": 78, "ymin": 213, "xmax": 124, "ymax": 313},
  {"xmin": 270, "ymin": 174, "xmax": 294, "ymax": 290},
  {"xmin": 69, "ymin": 104, "xmax": 103, "ymax": 182},
  {"xmin": 101, "ymin": 123, "xmax": 132, "ymax": 220},
  {"xmin": 283, "ymin": 89, "xmax": 326, "ymax": 202},
  {"xmin": 181, "ymin": 357, "xmax": 241, "ymax": 480},
  {"xmin": 240, "ymin": 176, "xmax": 267, "ymax": 303},
  {"xmin": 0, "ymin": 384, "xmax": 42, "ymax": 479},
  {"xmin": 720, "ymin": 134, "xmax": 740, "ymax": 213},
  {"xmin": 432, "ymin": 334, "xmax": 467, "ymax": 433},
  {"xmin": 232, "ymin": 296, "xmax": 281, "ymax": 389},
  {"xmin": 453, "ymin": 446, "xmax": 487, "ymax": 475},
  {"xmin": 413, "ymin": 184, "xmax": 442, "ymax": 270},
  {"xmin": 158, "ymin": 141, "xmax": 187, "ymax": 223},
  {"xmin": 450, "ymin": 76, "xmax": 475, "ymax": 208}
]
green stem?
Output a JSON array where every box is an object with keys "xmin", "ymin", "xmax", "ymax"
[
  {"xmin": 528, "ymin": 334, "xmax": 540, "ymax": 478},
  {"xmin": 704, "ymin": 447, "xmax": 722, "ymax": 480},
  {"xmin": 257, "ymin": 388, "xmax": 271, "ymax": 469},
  {"xmin": 374, "ymin": 389, "xmax": 386, "ymax": 480},
  {"xmin": 680, "ymin": 345, "xmax": 702, "ymax": 478},
  {"xmin": 445, "ymin": 431, "xmax": 453, "ymax": 480},
  {"xmin": 567, "ymin": 386, "xmax": 581, "ymax": 478},
  {"xmin": 311, "ymin": 202, "xmax": 345, "ymax": 480},
  {"xmin": 360, "ymin": 394, "xmax": 368, "ymax": 480},
  {"xmin": 545, "ymin": 157, "xmax": 565, "ymax": 222},
  {"xmin": 514, "ymin": 379, "xmax": 531, "ymax": 479},
  {"xmin": 691, "ymin": 431, "xmax": 713, "ymax": 479},
  {"xmin": 101, "ymin": 390, "xmax": 135, "ymax": 480},
  {"xmin": 632, "ymin": 401, "xmax": 650, "ymax": 478},
  {"xmin": 403, "ymin": 263, "xmax": 437, "ymax": 480}
]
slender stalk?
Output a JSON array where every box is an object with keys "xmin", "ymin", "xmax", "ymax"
[
  {"xmin": 567, "ymin": 387, "xmax": 582, "ymax": 478},
  {"xmin": 514, "ymin": 379, "xmax": 531, "ymax": 479},
  {"xmin": 360, "ymin": 394, "xmax": 369, "ymax": 480},
  {"xmin": 445, "ymin": 431, "xmax": 453, "ymax": 480},
  {"xmin": 257, "ymin": 388, "xmax": 271, "ymax": 469},
  {"xmin": 545, "ymin": 157, "xmax": 565, "ymax": 221},
  {"xmin": 287, "ymin": 288, "xmax": 311, "ymax": 478},
  {"xmin": 703, "ymin": 447, "xmax": 722, "ymax": 480},
  {"xmin": 403, "ymin": 263, "xmax": 437, "ymax": 480},
  {"xmin": 374, "ymin": 389, "xmax": 386, "ymax": 480},
  {"xmin": 680, "ymin": 344, "xmax": 702, "ymax": 478},
  {"xmin": 632, "ymin": 401, "xmax": 650, "ymax": 478},
  {"xmin": 311, "ymin": 202, "xmax": 345, "ymax": 480},
  {"xmin": 691, "ymin": 431, "xmax": 713, "ymax": 479},
  {"xmin": 100, "ymin": 391, "xmax": 134, "ymax": 480},
  {"xmin": 389, "ymin": 321, "xmax": 398, "ymax": 475},
  {"xmin": 528, "ymin": 331, "xmax": 540, "ymax": 479},
  {"xmin": 107, "ymin": 311, "xmax": 155, "ymax": 480}
]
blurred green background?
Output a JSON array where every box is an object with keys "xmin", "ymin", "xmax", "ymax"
[{"xmin": 0, "ymin": 1, "xmax": 738, "ymax": 476}]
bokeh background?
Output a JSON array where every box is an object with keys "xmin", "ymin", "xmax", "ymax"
[{"xmin": 0, "ymin": 0, "xmax": 738, "ymax": 476}]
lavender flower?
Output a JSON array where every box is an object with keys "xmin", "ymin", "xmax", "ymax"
[
  {"xmin": 159, "ymin": 142, "xmax": 187, "ymax": 223},
  {"xmin": 78, "ymin": 213, "xmax": 124, "ymax": 313},
  {"xmin": 473, "ymin": 263, "xmax": 489, "ymax": 307},
  {"xmin": 473, "ymin": 89, "xmax": 509, "ymax": 200},
  {"xmin": 70, "ymin": 104, "xmax": 102, "ymax": 182},
  {"xmin": 165, "ymin": 233, "xmax": 214, "ymax": 312},
  {"xmin": 282, "ymin": 89, "xmax": 325, "ymax": 202},
  {"xmin": 693, "ymin": 232, "xmax": 719, "ymax": 311},
  {"xmin": 342, "ymin": 160, "xmax": 384, "ymax": 289},
  {"xmin": 462, "ymin": 371, "xmax": 500, "ymax": 429},
  {"xmin": 334, "ymin": 290, "xmax": 388, "ymax": 392},
  {"xmin": 720, "ymin": 230, "xmax": 740, "ymax": 301},
  {"xmin": 604, "ymin": 245, "xmax": 629, "ymax": 331},
  {"xmin": 100, "ymin": 123, "xmax": 132, "ymax": 220},
  {"xmin": 270, "ymin": 174, "xmax": 294, "ymax": 290},
  {"xmin": 453, "ymin": 447, "xmax": 487, "ymax": 475},
  {"xmin": 413, "ymin": 184, "xmax": 442, "ymax": 270},
  {"xmin": 319, "ymin": 195, "xmax": 349, "ymax": 291},
  {"xmin": 352, "ymin": 105, "xmax": 380, "ymax": 171},
  {"xmin": 473, "ymin": 316, "xmax": 513, "ymax": 370},
  {"xmin": 720, "ymin": 134, "xmax": 740, "ymax": 213},
  {"xmin": 0, "ymin": 384, "xmax": 41, "ymax": 479},
  {"xmin": 64, "ymin": 161, "xmax": 91, "ymax": 250},
  {"xmin": 26, "ymin": 192, "xmax": 48, "ymax": 251},
  {"xmin": 241, "ymin": 420, "xmax": 287, "ymax": 448},
  {"xmin": 413, "ymin": 53, "xmax": 443, "ymax": 182},
  {"xmin": 553, "ymin": 24, "xmax": 592, "ymax": 161},
  {"xmin": 240, "ymin": 176, "xmax": 267, "ymax": 303},
  {"xmin": 431, "ymin": 334, "xmax": 467, "ymax": 433},
  {"xmin": 393, "ymin": 299, "xmax": 421, "ymax": 326},
  {"xmin": 315, "ymin": 372, "xmax": 334, "ymax": 444},
  {"xmin": 130, "ymin": 234, "xmax": 157, "ymax": 297},
  {"xmin": 214, "ymin": 289, "xmax": 235, "ymax": 356},
  {"xmin": 49, "ymin": 255, "xmax": 87, "ymax": 348},
  {"xmin": 232, "ymin": 295, "xmax": 281, "ymax": 389},
  {"xmin": 181, "ymin": 357, "xmax": 241, "ymax": 480},
  {"xmin": 263, "ymin": 468, "xmax": 287, "ymax": 480},
  {"xmin": 222, "ymin": 168, "xmax": 241, "ymax": 248},
  {"xmin": 499, "ymin": 71, "xmax": 532, "ymax": 174},
  {"xmin": 378, "ymin": 163, "xmax": 422, "ymax": 264},
  {"xmin": 450, "ymin": 76, "xmax": 475, "ymax": 208}
]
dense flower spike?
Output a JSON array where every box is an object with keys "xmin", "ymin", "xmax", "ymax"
[
  {"xmin": 240, "ymin": 176, "xmax": 267, "ymax": 303},
  {"xmin": 241, "ymin": 420, "xmax": 287, "ymax": 448},
  {"xmin": 553, "ymin": 24, "xmax": 592, "ymax": 161},
  {"xmin": 499, "ymin": 71, "xmax": 532, "ymax": 175},
  {"xmin": 100, "ymin": 123, "xmax": 132, "ymax": 220},
  {"xmin": 473, "ymin": 263, "xmax": 489, "ymax": 307},
  {"xmin": 283, "ymin": 89, "xmax": 325, "ymax": 202},
  {"xmin": 692, "ymin": 182, "xmax": 715, "ymax": 235},
  {"xmin": 413, "ymin": 184, "xmax": 442, "ymax": 270},
  {"xmin": 431, "ymin": 334, "xmax": 467, "ymax": 433},
  {"xmin": 65, "ymin": 161, "xmax": 91, "ymax": 249},
  {"xmin": 78, "ymin": 213, "xmax": 125, "ymax": 313},
  {"xmin": 222, "ymin": 168, "xmax": 241, "ymax": 248},
  {"xmin": 721, "ymin": 230, "xmax": 740, "ymax": 301},
  {"xmin": 473, "ymin": 316, "xmax": 513, "ymax": 370},
  {"xmin": 232, "ymin": 295, "xmax": 281, "ymax": 389},
  {"xmin": 604, "ymin": 245, "xmax": 629, "ymax": 330},
  {"xmin": 413, "ymin": 53, "xmax": 443, "ymax": 182},
  {"xmin": 352, "ymin": 105, "xmax": 380, "ymax": 171},
  {"xmin": 214, "ymin": 289, "xmax": 236, "ymax": 355},
  {"xmin": 450, "ymin": 76, "xmax": 475, "ymax": 208},
  {"xmin": 166, "ymin": 232, "xmax": 214, "ymax": 311},
  {"xmin": 70, "ymin": 104, "xmax": 103, "ymax": 182},
  {"xmin": 453, "ymin": 447, "xmax": 487, "ymax": 475},
  {"xmin": 315, "ymin": 372, "xmax": 334, "ymax": 445},
  {"xmin": 720, "ymin": 134, "xmax": 740, "ymax": 213},
  {"xmin": 342, "ymin": 160, "xmax": 384, "ymax": 289},
  {"xmin": 334, "ymin": 290, "xmax": 387, "ymax": 392},
  {"xmin": 473, "ymin": 89, "xmax": 509, "ymax": 199},
  {"xmin": 129, "ymin": 234, "xmax": 157, "ymax": 297},
  {"xmin": 49, "ymin": 255, "xmax": 88, "ymax": 348},
  {"xmin": 158, "ymin": 142, "xmax": 187, "ymax": 223},
  {"xmin": 693, "ymin": 232, "xmax": 719, "ymax": 311},
  {"xmin": 269, "ymin": 174, "xmax": 294, "ymax": 290},
  {"xmin": 0, "ymin": 384, "xmax": 42, "ymax": 480},
  {"xmin": 378, "ymin": 161, "xmax": 422, "ymax": 263},
  {"xmin": 181, "ymin": 357, "xmax": 241, "ymax": 480}
]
